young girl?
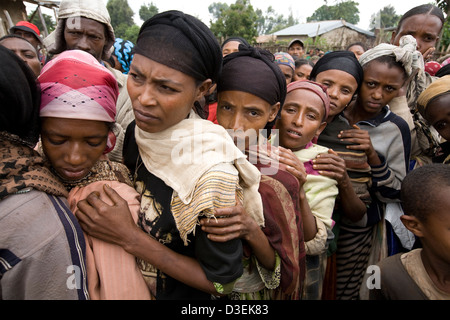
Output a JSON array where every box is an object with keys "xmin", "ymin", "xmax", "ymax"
[
  {"xmin": 371, "ymin": 163, "xmax": 450, "ymax": 300},
  {"xmin": 346, "ymin": 42, "xmax": 367, "ymax": 60},
  {"xmin": 308, "ymin": 51, "xmax": 371, "ymax": 299},
  {"xmin": 275, "ymin": 80, "xmax": 339, "ymax": 299},
  {"xmin": 202, "ymin": 46, "xmax": 306, "ymax": 300},
  {"xmin": 346, "ymin": 42, "xmax": 414, "ymax": 262},
  {"xmin": 274, "ymin": 52, "xmax": 295, "ymax": 85},
  {"xmin": 38, "ymin": 49, "xmax": 151, "ymax": 300},
  {"xmin": 75, "ymin": 10, "xmax": 264, "ymax": 300},
  {"xmin": 417, "ymin": 75, "xmax": 450, "ymax": 164},
  {"xmin": 293, "ymin": 59, "xmax": 314, "ymax": 82}
]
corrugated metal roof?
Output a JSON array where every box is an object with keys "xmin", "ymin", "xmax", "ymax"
[{"xmin": 273, "ymin": 20, "xmax": 374, "ymax": 37}]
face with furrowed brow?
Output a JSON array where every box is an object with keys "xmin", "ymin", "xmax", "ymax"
[{"xmin": 127, "ymin": 54, "xmax": 212, "ymax": 133}]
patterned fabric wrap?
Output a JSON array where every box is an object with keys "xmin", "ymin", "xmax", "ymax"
[
  {"xmin": 274, "ymin": 52, "xmax": 295, "ymax": 71},
  {"xmin": 287, "ymin": 80, "xmax": 331, "ymax": 121},
  {"xmin": 38, "ymin": 50, "xmax": 120, "ymax": 154},
  {"xmin": 258, "ymin": 172, "xmax": 305, "ymax": 299},
  {"xmin": 250, "ymin": 144, "xmax": 306, "ymax": 299},
  {"xmin": 113, "ymin": 38, "xmax": 134, "ymax": 74},
  {"xmin": 0, "ymin": 132, "xmax": 68, "ymax": 200},
  {"xmin": 60, "ymin": 159, "xmax": 134, "ymax": 191},
  {"xmin": 359, "ymin": 35, "xmax": 441, "ymax": 158},
  {"xmin": 417, "ymin": 75, "xmax": 450, "ymax": 116},
  {"xmin": 170, "ymin": 165, "xmax": 244, "ymax": 245},
  {"xmin": 425, "ymin": 61, "xmax": 442, "ymax": 76}
]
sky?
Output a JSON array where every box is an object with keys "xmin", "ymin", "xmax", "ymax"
[
  {"xmin": 126, "ymin": 0, "xmax": 437, "ymax": 30},
  {"xmin": 30, "ymin": 0, "xmax": 439, "ymax": 31}
]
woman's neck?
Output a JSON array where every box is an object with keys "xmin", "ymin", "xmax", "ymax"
[{"xmin": 344, "ymin": 100, "xmax": 380, "ymax": 125}]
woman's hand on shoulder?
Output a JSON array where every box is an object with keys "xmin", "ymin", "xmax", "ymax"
[
  {"xmin": 273, "ymin": 146, "xmax": 307, "ymax": 187},
  {"xmin": 199, "ymin": 196, "xmax": 257, "ymax": 243}
]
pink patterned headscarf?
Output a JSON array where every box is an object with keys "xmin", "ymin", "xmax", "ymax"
[
  {"xmin": 287, "ymin": 80, "xmax": 330, "ymax": 121},
  {"xmin": 38, "ymin": 50, "xmax": 119, "ymax": 153}
]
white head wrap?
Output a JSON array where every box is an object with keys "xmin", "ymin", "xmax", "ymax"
[
  {"xmin": 360, "ymin": 35, "xmax": 441, "ymax": 158},
  {"xmin": 359, "ymin": 35, "xmax": 424, "ymax": 77},
  {"xmin": 49, "ymin": 0, "xmax": 115, "ymax": 60},
  {"xmin": 359, "ymin": 35, "xmax": 428, "ymax": 107}
]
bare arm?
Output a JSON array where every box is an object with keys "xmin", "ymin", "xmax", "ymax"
[
  {"xmin": 76, "ymin": 184, "xmax": 221, "ymax": 296},
  {"xmin": 200, "ymin": 197, "xmax": 276, "ymax": 270}
]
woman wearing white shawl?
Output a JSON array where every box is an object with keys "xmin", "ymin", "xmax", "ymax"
[{"xmin": 75, "ymin": 10, "xmax": 264, "ymax": 300}]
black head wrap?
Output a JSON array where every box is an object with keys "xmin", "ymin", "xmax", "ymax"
[
  {"xmin": 217, "ymin": 46, "xmax": 287, "ymax": 130},
  {"xmin": 309, "ymin": 51, "xmax": 363, "ymax": 91},
  {"xmin": 436, "ymin": 63, "xmax": 450, "ymax": 78},
  {"xmin": 135, "ymin": 10, "xmax": 222, "ymax": 85},
  {"xmin": 221, "ymin": 37, "xmax": 250, "ymax": 50},
  {"xmin": 218, "ymin": 46, "xmax": 286, "ymax": 108},
  {"xmin": 0, "ymin": 46, "xmax": 41, "ymax": 146}
]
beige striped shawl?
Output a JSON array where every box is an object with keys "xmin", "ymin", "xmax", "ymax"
[{"xmin": 135, "ymin": 110, "xmax": 264, "ymax": 244}]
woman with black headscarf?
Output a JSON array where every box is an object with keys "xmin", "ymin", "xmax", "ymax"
[
  {"xmin": 221, "ymin": 36, "xmax": 250, "ymax": 57},
  {"xmin": 0, "ymin": 46, "xmax": 89, "ymax": 300},
  {"xmin": 201, "ymin": 46, "xmax": 306, "ymax": 300},
  {"xmin": 75, "ymin": 10, "xmax": 265, "ymax": 300},
  {"xmin": 309, "ymin": 51, "xmax": 379, "ymax": 300}
]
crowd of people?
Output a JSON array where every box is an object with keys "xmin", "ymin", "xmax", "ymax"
[{"xmin": 0, "ymin": 0, "xmax": 449, "ymax": 301}]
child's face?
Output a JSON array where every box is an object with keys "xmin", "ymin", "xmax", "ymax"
[
  {"xmin": 424, "ymin": 93, "xmax": 450, "ymax": 141},
  {"xmin": 358, "ymin": 61, "xmax": 405, "ymax": 116},
  {"xmin": 315, "ymin": 69, "xmax": 359, "ymax": 119},
  {"xmin": 417, "ymin": 186, "xmax": 450, "ymax": 265},
  {"xmin": 127, "ymin": 54, "xmax": 209, "ymax": 133},
  {"xmin": 278, "ymin": 64, "xmax": 294, "ymax": 85},
  {"xmin": 276, "ymin": 89, "xmax": 327, "ymax": 151},
  {"xmin": 293, "ymin": 63, "xmax": 312, "ymax": 81},
  {"xmin": 41, "ymin": 117, "xmax": 109, "ymax": 181},
  {"xmin": 348, "ymin": 45, "xmax": 365, "ymax": 60},
  {"xmin": 217, "ymin": 90, "xmax": 279, "ymax": 150}
]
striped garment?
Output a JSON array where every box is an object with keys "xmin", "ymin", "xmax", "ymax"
[
  {"xmin": 0, "ymin": 191, "xmax": 89, "ymax": 300},
  {"xmin": 171, "ymin": 163, "xmax": 244, "ymax": 245}
]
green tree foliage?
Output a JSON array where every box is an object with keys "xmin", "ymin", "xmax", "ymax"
[
  {"xmin": 435, "ymin": 0, "xmax": 450, "ymax": 52},
  {"xmin": 208, "ymin": 0, "xmax": 258, "ymax": 42},
  {"xmin": 369, "ymin": 5, "xmax": 401, "ymax": 30},
  {"xmin": 106, "ymin": 0, "xmax": 139, "ymax": 43},
  {"xmin": 307, "ymin": 0, "xmax": 360, "ymax": 25},
  {"xmin": 107, "ymin": 0, "xmax": 134, "ymax": 28},
  {"xmin": 139, "ymin": 2, "xmax": 159, "ymax": 23},
  {"xmin": 27, "ymin": 11, "xmax": 55, "ymax": 34},
  {"xmin": 255, "ymin": 6, "xmax": 299, "ymax": 35},
  {"xmin": 124, "ymin": 25, "xmax": 140, "ymax": 44}
]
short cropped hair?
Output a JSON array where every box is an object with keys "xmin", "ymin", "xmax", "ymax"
[{"xmin": 401, "ymin": 164, "xmax": 450, "ymax": 222}]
